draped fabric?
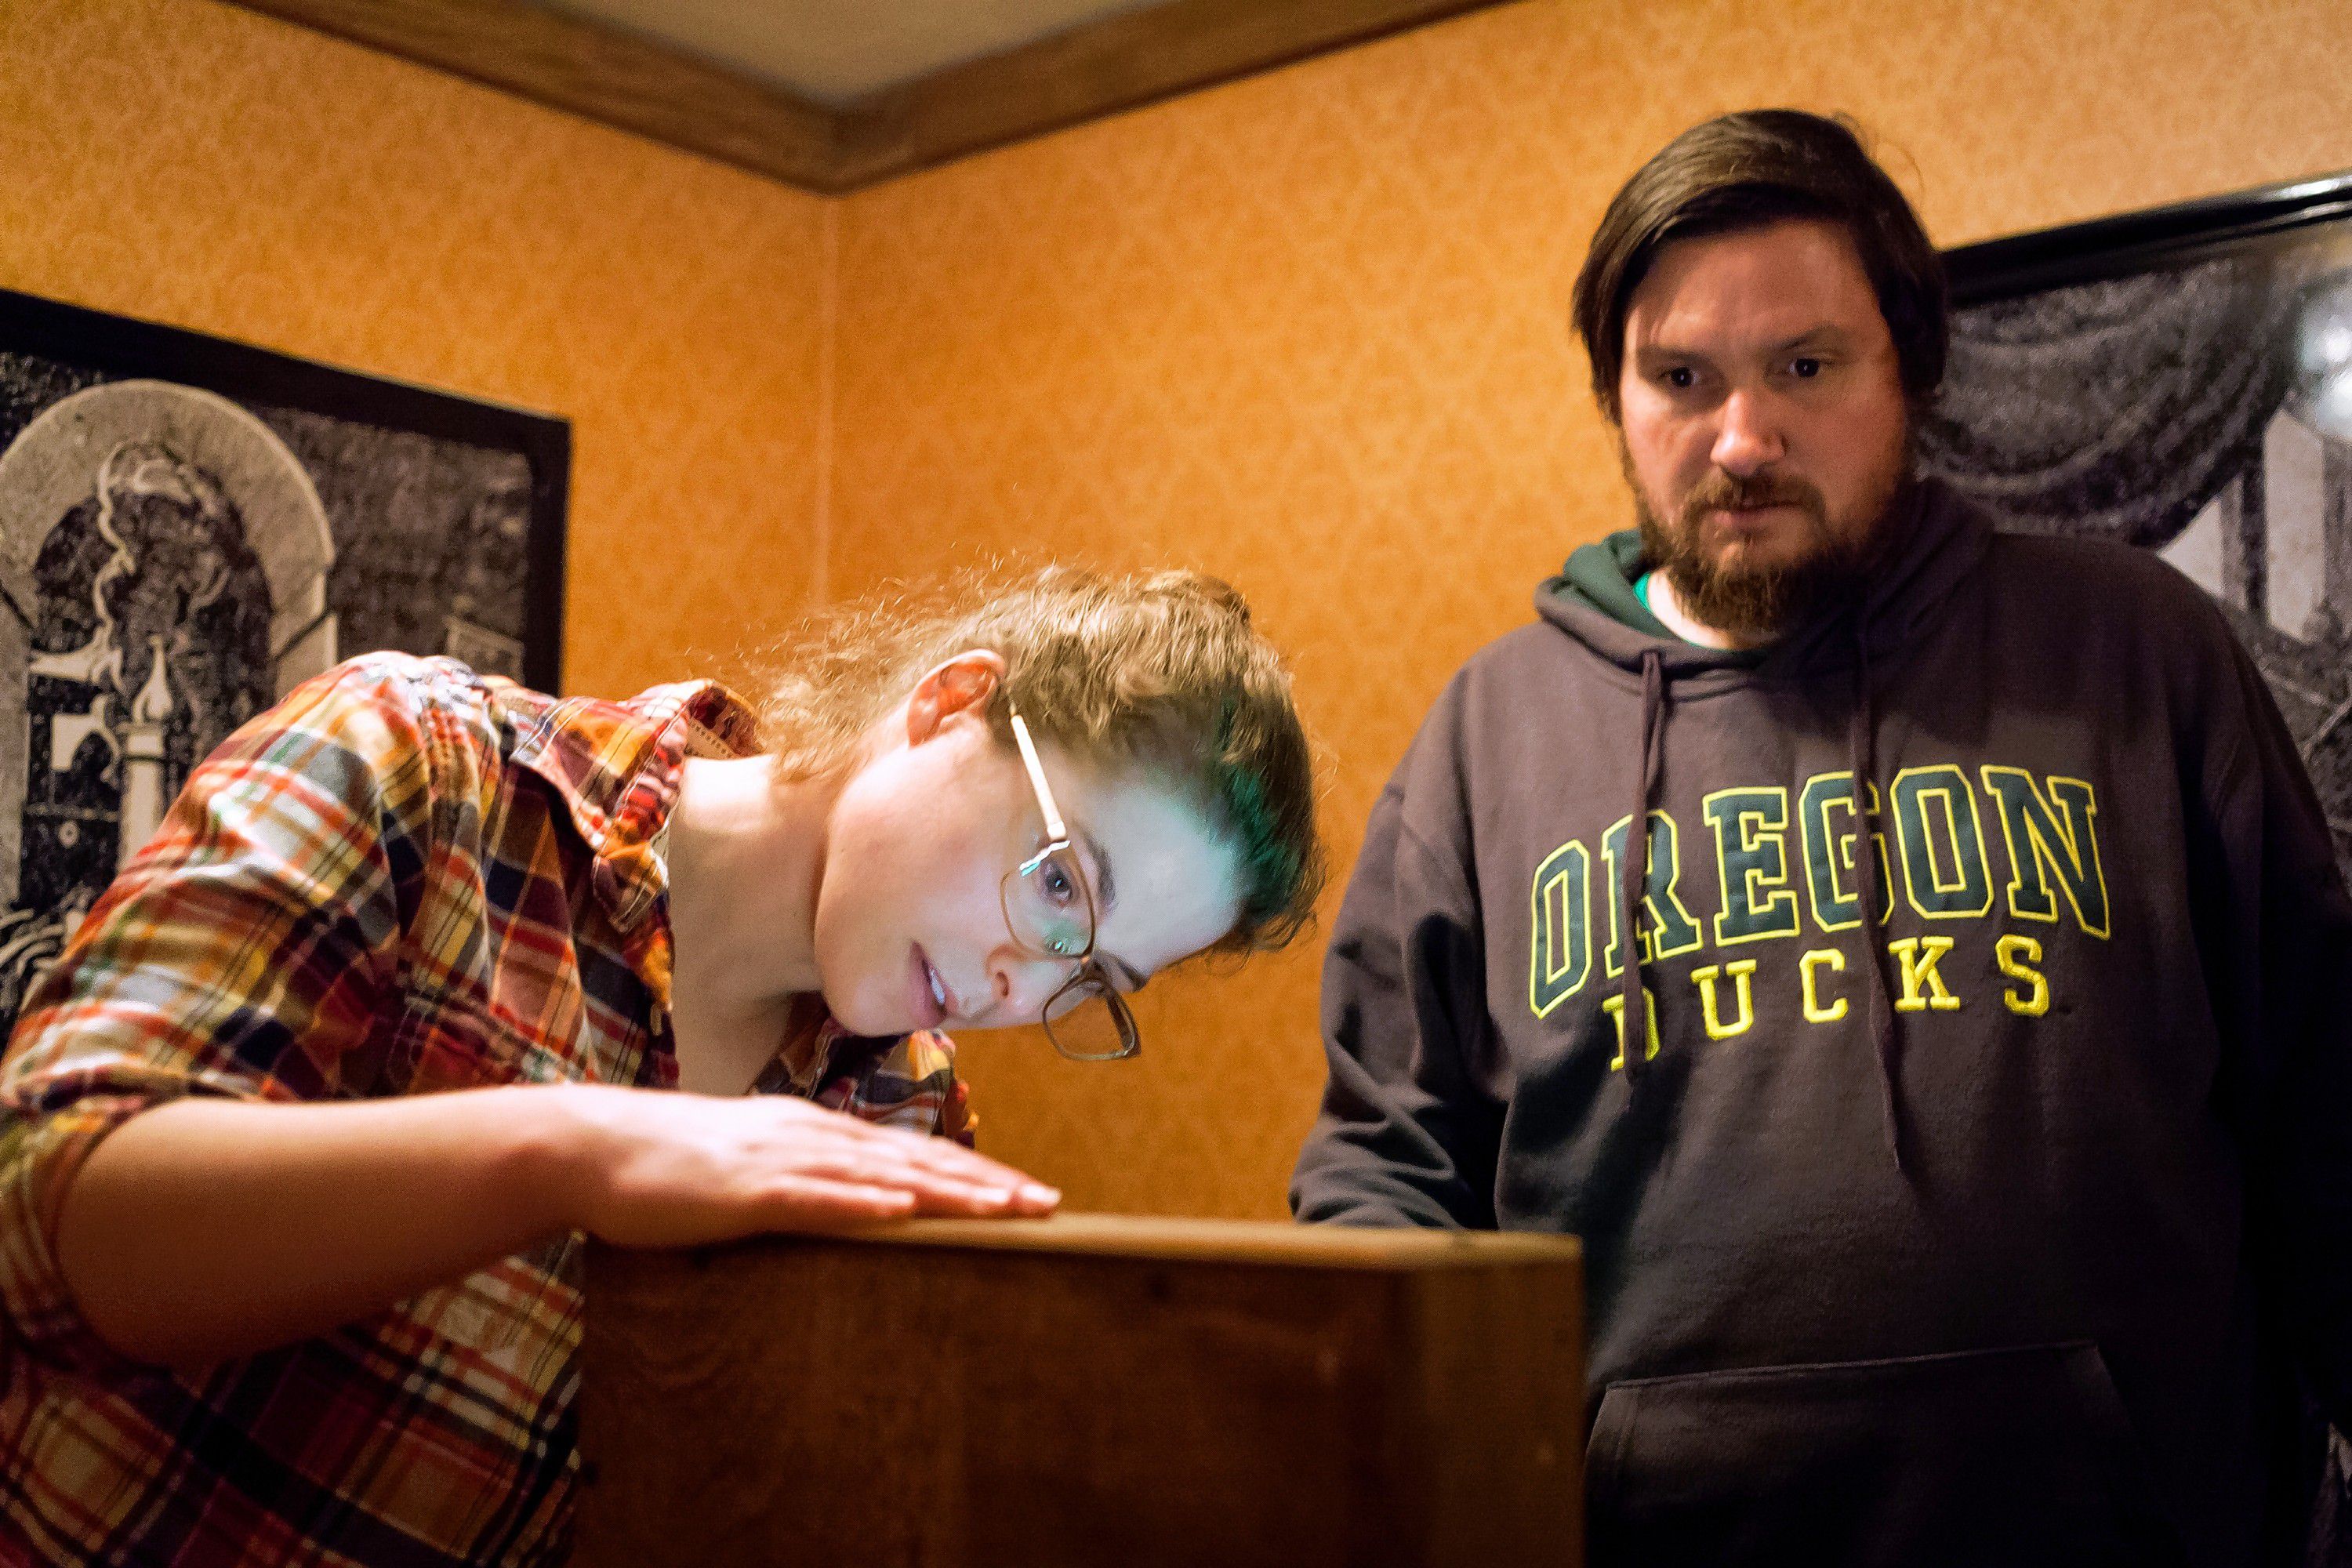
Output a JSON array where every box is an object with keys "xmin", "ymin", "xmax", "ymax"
[{"xmin": 1918, "ymin": 253, "xmax": 2299, "ymax": 550}]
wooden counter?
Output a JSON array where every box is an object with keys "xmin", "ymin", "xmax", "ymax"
[{"xmin": 575, "ymin": 1214, "xmax": 1584, "ymax": 1568}]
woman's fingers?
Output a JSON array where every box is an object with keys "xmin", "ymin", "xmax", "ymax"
[
  {"xmin": 906, "ymin": 1145, "xmax": 1059, "ymax": 1210},
  {"xmin": 750, "ymin": 1171, "xmax": 1040, "ymax": 1226},
  {"xmin": 568, "ymin": 1084, "xmax": 1062, "ymax": 1244},
  {"xmin": 801, "ymin": 1145, "xmax": 1057, "ymax": 1216},
  {"xmin": 756, "ymin": 1174, "xmax": 922, "ymax": 1223},
  {"xmin": 804, "ymin": 1115, "xmax": 1059, "ymax": 1212}
]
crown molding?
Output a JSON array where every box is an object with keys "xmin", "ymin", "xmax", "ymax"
[{"xmin": 229, "ymin": 0, "xmax": 1519, "ymax": 194}]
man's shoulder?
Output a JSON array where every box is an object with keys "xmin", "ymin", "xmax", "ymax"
[
  {"xmin": 1454, "ymin": 616, "xmax": 1592, "ymax": 690},
  {"xmin": 1397, "ymin": 619, "xmax": 1599, "ymax": 746},
  {"xmin": 1969, "ymin": 526, "xmax": 2266, "ymax": 742},
  {"xmin": 1983, "ymin": 526, "xmax": 2182, "ymax": 579},
  {"xmin": 1979, "ymin": 528, "xmax": 2229, "ymax": 629},
  {"xmin": 1372, "ymin": 618, "xmax": 1601, "ymax": 808}
]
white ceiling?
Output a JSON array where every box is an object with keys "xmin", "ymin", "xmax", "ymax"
[{"xmin": 536, "ymin": 0, "xmax": 1167, "ymax": 106}]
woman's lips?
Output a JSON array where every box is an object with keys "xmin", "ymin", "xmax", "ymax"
[{"xmin": 909, "ymin": 945, "xmax": 954, "ymax": 1029}]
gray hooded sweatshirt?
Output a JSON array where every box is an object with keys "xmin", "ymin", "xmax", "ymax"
[{"xmin": 1291, "ymin": 480, "xmax": 2352, "ymax": 1566}]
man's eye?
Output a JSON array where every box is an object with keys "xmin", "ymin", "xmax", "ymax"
[
  {"xmin": 1040, "ymin": 861, "xmax": 1078, "ymax": 906},
  {"xmin": 1663, "ymin": 367, "xmax": 1696, "ymax": 390},
  {"xmin": 1791, "ymin": 357, "xmax": 1824, "ymax": 379}
]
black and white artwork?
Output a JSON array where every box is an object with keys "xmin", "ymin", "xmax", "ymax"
[
  {"xmin": 0, "ymin": 288, "xmax": 567, "ymax": 1027},
  {"xmin": 1920, "ymin": 173, "xmax": 2352, "ymax": 880}
]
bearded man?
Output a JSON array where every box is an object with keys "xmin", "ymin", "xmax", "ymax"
[{"xmin": 1292, "ymin": 109, "xmax": 2351, "ymax": 1567}]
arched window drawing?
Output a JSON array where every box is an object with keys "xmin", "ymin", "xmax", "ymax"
[{"xmin": 0, "ymin": 381, "xmax": 336, "ymax": 1013}]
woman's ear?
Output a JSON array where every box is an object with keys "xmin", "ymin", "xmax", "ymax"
[{"xmin": 904, "ymin": 650, "xmax": 1008, "ymax": 743}]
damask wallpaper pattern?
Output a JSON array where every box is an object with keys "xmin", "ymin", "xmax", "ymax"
[{"xmin": 7, "ymin": 0, "xmax": 2352, "ymax": 1220}]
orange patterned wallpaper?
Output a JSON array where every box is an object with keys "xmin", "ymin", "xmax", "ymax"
[
  {"xmin": 0, "ymin": 0, "xmax": 834, "ymax": 702},
  {"xmin": 12, "ymin": 0, "xmax": 2352, "ymax": 1224},
  {"xmin": 828, "ymin": 0, "xmax": 2352, "ymax": 1218}
]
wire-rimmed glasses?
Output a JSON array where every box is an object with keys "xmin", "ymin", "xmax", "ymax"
[{"xmin": 1001, "ymin": 706, "xmax": 1141, "ymax": 1062}]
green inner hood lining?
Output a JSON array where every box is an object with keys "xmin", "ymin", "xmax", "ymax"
[{"xmin": 1555, "ymin": 528, "xmax": 1767, "ymax": 666}]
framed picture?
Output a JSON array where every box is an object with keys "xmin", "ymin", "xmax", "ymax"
[
  {"xmin": 0, "ymin": 288, "xmax": 568, "ymax": 1023},
  {"xmin": 1921, "ymin": 170, "xmax": 2352, "ymax": 880}
]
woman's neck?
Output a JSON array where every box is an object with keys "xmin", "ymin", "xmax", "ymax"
[{"xmin": 663, "ymin": 754, "xmax": 836, "ymax": 1092}]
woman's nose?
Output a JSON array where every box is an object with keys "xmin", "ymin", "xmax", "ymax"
[{"xmin": 989, "ymin": 947, "xmax": 1071, "ymax": 1023}]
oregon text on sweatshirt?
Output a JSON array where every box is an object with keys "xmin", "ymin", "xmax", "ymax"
[{"xmin": 1291, "ymin": 480, "xmax": 2352, "ymax": 1566}]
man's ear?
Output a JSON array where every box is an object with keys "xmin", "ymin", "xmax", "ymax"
[{"xmin": 904, "ymin": 650, "xmax": 1007, "ymax": 744}]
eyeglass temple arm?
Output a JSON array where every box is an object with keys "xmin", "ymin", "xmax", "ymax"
[{"xmin": 1008, "ymin": 713, "xmax": 1069, "ymax": 842}]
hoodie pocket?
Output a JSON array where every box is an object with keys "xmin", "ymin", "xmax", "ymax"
[{"xmin": 1585, "ymin": 1341, "xmax": 2183, "ymax": 1568}]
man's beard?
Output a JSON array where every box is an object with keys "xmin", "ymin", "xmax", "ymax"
[{"xmin": 1628, "ymin": 452, "xmax": 1904, "ymax": 644}]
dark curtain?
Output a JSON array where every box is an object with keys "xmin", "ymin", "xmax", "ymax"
[{"xmin": 1918, "ymin": 253, "xmax": 2298, "ymax": 550}]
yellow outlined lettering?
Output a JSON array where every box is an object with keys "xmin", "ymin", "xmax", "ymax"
[
  {"xmin": 1996, "ymin": 933, "xmax": 2051, "ymax": 1017},
  {"xmin": 1890, "ymin": 765, "xmax": 1994, "ymax": 920},
  {"xmin": 1601, "ymin": 811, "xmax": 1704, "ymax": 976},
  {"xmin": 1602, "ymin": 985, "xmax": 1662, "ymax": 1070},
  {"xmin": 1690, "ymin": 960, "xmax": 1759, "ymax": 1040},
  {"xmin": 1704, "ymin": 787, "xmax": 1802, "ymax": 948},
  {"xmin": 1799, "ymin": 948, "xmax": 1849, "ymax": 1022},
  {"xmin": 1529, "ymin": 840, "xmax": 1592, "ymax": 1018},
  {"xmin": 1980, "ymin": 767, "xmax": 2111, "ymax": 939},
  {"xmin": 1889, "ymin": 935, "xmax": 1962, "ymax": 1011},
  {"xmin": 1797, "ymin": 771, "xmax": 1893, "ymax": 933}
]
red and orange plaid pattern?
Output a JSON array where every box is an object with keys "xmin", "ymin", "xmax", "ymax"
[{"xmin": 0, "ymin": 653, "xmax": 967, "ymax": 1566}]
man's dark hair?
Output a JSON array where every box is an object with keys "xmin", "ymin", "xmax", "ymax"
[{"xmin": 1570, "ymin": 110, "xmax": 1948, "ymax": 423}]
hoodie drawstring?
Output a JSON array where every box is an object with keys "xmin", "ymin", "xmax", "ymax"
[
  {"xmin": 1621, "ymin": 630, "xmax": 1904, "ymax": 1175},
  {"xmin": 1620, "ymin": 649, "xmax": 1666, "ymax": 1083},
  {"xmin": 1847, "ymin": 621, "xmax": 1905, "ymax": 1174}
]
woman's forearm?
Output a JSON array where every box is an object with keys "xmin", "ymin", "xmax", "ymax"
[
  {"xmin": 54, "ymin": 1085, "xmax": 585, "ymax": 1370},
  {"xmin": 51, "ymin": 1080, "xmax": 1054, "ymax": 1371}
]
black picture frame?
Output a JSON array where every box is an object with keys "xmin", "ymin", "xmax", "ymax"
[
  {"xmin": 0, "ymin": 288, "xmax": 568, "ymax": 689},
  {"xmin": 0, "ymin": 287, "xmax": 569, "ymax": 1023},
  {"xmin": 1943, "ymin": 170, "xmax": 2352, "ymax": 307}
]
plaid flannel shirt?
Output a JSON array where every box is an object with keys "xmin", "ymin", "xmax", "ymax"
[{"xmin": 0, "ymin": 653, "xmax": 970, "ymax": 1566}]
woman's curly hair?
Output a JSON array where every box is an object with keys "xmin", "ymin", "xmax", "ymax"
[{"xmin": 754, "ymin": 564, "xmax": 1324, "ymax": 954}]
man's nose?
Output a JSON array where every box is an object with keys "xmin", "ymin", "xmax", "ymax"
[{"xmin": 1710, "ymin": 388, "xmax": 1786, "ymax": 477}]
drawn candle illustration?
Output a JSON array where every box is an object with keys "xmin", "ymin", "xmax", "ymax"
[{"xmin": 119, "ymin": 636, "xmax": 173, "ymax": 867}]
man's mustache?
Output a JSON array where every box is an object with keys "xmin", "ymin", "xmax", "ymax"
[{"xmin": 1679, "ymin": 471, "xmax": 1827, "ymax": 528}]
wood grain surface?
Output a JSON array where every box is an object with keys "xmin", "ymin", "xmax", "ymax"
[
  {"xmin": 808, "ymin": 1210, "xmax": 1586, "ymax": 1265},
  {"xmin": 576, "ymin": 1214, "xmax": 1583, "ymax": 1567}
]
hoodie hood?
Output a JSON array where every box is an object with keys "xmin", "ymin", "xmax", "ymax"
[{"xmin": 1536, "ymin": 479, "xmax": 1992, "ymax": 683}]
